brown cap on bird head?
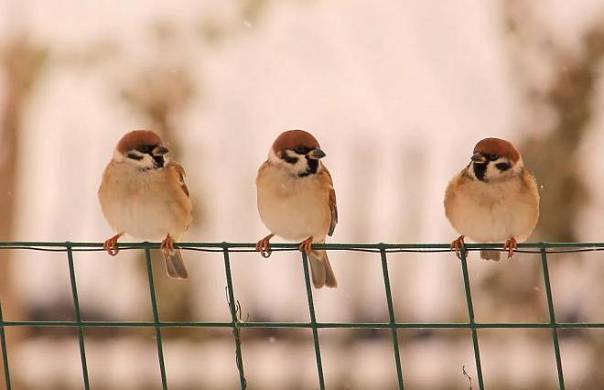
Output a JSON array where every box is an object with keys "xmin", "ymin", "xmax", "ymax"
[
  {"xmin": 117, "ymin": 130, "xmax": 164, "ymax": 153},
  {"xmin": 272, "ymin": 130, "xmax": 321, "ymax": 156},
  {"xmin": 473, "ymin": 137, "xmax": 520, "ymax": 163}
]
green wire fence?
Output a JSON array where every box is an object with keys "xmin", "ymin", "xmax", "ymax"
[{"xmin": 1, "ymin": 241, "xmax": 604, "ymax": 390}]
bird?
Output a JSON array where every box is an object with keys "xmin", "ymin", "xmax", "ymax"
[
  {"xmin": 444, "ymin": 137, "xmax": 540, "ymax": 260},
  {"xmin": 256, "ymin": 130, "xmax": 338, "ymax": 288},
  {"xmin": 98, "ymin": 130, "xmax": 192, "ymax": 279}
]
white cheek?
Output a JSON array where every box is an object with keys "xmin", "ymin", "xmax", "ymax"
[
  {"xmin": 485, "ymin": 158, "xmax": 521, "ymax": 180},
  {"xmin": 138, "ymin": 155, "xmax": 157, "ymax": 168},
  {"xmin": 268, "ymin": 149, "xmax": 308, "ymax": 174},
  {"xmin": 466, "ymin": 163, "xmax": 477, "ymax": 180},
  {"xmin": 291, "ymin": 156, "xmax": 308, "ymax": 171},
  {"xmin": 485, "ymin": 163, "xmax": 501, "ymax": 179},
  {"xmin": 114, "ymin": 150, "xmax": 156, "ymax": 169}
]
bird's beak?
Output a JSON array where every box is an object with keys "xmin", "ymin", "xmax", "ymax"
[
  {"xmin": 471, "ymin": 153, "xmax": 486, "ymax": 163},
  {"xmin": 310, "ymin": 148, "xmax": 326, "ymax": 159},
  {"xmin": 153, "ymin": 145, "xmax": 169, "ymax": 155}
]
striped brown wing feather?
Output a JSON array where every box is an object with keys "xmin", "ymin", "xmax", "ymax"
[
  {"xmin": 322, "ymin": 168, "xmax": 338, "ymax": 236},
  {"xmin": 168, "ymin": 162, "xmax": 190, "ymax": 197}
]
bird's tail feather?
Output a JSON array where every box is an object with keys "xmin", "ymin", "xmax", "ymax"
[
  {"xmin": 309, "ymin": 250, "xmax": 337, "ymax": 288},
  {"xmin": 480, "ymin": 249, "xmax": 501, "ymax": 261},
  {"xmin": 163, "ymin": 248, "xmax": 189, "ymax": 279}
]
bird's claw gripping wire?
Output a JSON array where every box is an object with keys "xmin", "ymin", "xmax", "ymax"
[
  {"xmin": 504, "ymin": 237, "xmax": 518, "ymax": 258},
  {"xmin": 299, "ymin": 237, "xmax": 314, "ymax": 256},
  {"xmin": 161, "ymin": 234, "xmax": 176, "ymax": 256},
  {"xmin": 256, "ymin": 234, "xmax": 274, "ymax": 258},
  {"xmin": 103, "ymin": 233, "xmax": 122, "ymax": 256},
  {"xmin": 451, "ymin": 235, "xmax": 465, "ymax": 260}
]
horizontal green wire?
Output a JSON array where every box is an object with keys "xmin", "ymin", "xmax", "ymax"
[
  {"xmin": 1, "ymin": 321, "xmax": 603, "ymax": 329},
  {"xmin": 1, "ymin": 241, "xmax": 604, "ymax": 249}
]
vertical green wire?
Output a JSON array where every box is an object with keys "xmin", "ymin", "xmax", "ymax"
[
  {"xmin": 301, "ymin": 252, "xmax": 326, "ymax": 390},
  {"xmin": 222, "ymin": 246, "xmax": 247, "ymax": 389},
  {"xmin": 144, "ymin": 248, "xmax": 168, "ymax": 390},
  {"xmin": 379, "ymin": 248, "xmax": 405, "ymax": 389},
  {"xmin": 459, "ymin": 249, "xmax": 485, "ymax": 390},
  {"xmin": 0, "ymin": 299, "xmax": 11, "ymax": 390},
  {"xmin": 66, "ymin": 244, "xmax": 90, "ymax": 390},
  {"xmin": 540, "ymin": 246, "xmax": 565, "ymax": 389}
]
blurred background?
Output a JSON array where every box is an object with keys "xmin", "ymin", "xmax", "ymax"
[{"xmin": 1, "ymin": 0, "xmax": 604, "ymax": 389}]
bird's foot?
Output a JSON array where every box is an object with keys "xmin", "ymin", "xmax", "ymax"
[
  {"xmin": 103, "ymin": 233, "xmax": 122, "ymax": 256},
  {"xmin": 299, "ymin": 237, "xmax": 314, "ymax": 256},
  {"xmin": 504, "ymin": 237, "xmax": 518, "ymax": 258},
  {"xmin": 451, "ymin": 235, "xmax": 465, "ymax": 259},
  {"xmin": 256, "ymin": 234, "xmax": 274, "ymax": 258},
  {"xmin": 161, "ymin": 234, "xmax": 175, "ymax": 256}
]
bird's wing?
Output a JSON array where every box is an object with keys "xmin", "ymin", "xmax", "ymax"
[
  {"xmin": 167, "ymin": 162, "xmax": 190, "ymax": 198},
  {"xmin": 321, "ymin": 167, "xmax": 338, "ymax": 236}
]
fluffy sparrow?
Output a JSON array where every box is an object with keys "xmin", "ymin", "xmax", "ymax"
[
  {"xmin": 444, "ymin": 137, "xmax": 539, "ymax": 260},
  {"xmin": 98, "ymin": 130, "xmax": 192, "ymax": 279},
  {"xmin": 256, "ymin": 130, "xmax": 338, "ymax": 288}
]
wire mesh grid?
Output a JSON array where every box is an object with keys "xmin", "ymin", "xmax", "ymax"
[{"xmin": 2, "ymin": 241, "xmax": 604, "ymax": 390}]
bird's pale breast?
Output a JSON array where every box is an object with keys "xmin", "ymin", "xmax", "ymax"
[
  {"xmin": 99, "ymin": 162, "xmax": 192, "ymax": 240},
  {"xmin": 257, "ymin": 165, "xmax": 331, "ymax": 241},
  {"xmin": 445, "ymin": 172, "xmax": 539, "ymax": 242}
]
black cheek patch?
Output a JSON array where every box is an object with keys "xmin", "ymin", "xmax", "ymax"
[
  {"xmin": 495, "ymin": 162, "xmax": 511, "ymax": 171},
  {"xmin": 127, "ymin": 152, "xmax": 143, "ymax": 161},
  {"xmin": 307, "ymin": 158, "xmax": 319, "ymax": 174},
  {"xmin": 299, "ymin": 157, "xmax": 319, "ymax": 177},
  {"xmin": 473, "ymin": 163, "xmax": 488, "ymax": 182},
  {"xmin": 152, "ymin": 155, "xmax": 165, "ymax": 168}
]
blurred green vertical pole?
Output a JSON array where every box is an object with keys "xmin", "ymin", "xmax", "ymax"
[
  {"xmin": 0, "ymin": 300, "xmax": 11, "ymax": 390},
  {"xmin": 0, "ymin": 37, "xmax": 46, "ymax": 389}
]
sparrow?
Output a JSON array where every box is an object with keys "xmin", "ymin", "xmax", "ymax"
[
  {"xmin": 444, "ymin": 137, "xmax": 540, "ymax": 260},
  {"xmin": 256, "ymin": 130, "xmax": 338, "ymax": 288},
  {"xmin": 98, "ymin": 130, "xmax": 192, "ymax": 279}
]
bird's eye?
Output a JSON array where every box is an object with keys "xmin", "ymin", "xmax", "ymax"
[
  {"xmin": 293, "ymin": 146, "xmax": 309, "ymax": 154},
  {"xmin": 486, "ymin": 153, "xmax": 499, "ymax": 161},
  {"xmin": 137, "ymin": 145, "xmax": 152, "ymax": 153},
  {"xmin": 495, "ymin": 162, "xmax": 511, "ymax": 171}
]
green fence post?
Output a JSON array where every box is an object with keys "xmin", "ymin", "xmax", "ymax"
[
  {"xmin": 66, "ymin": 244, "xmax": 90, "ymax": 390},
  {"xmin": 301, "ymin": 251, "xmax": 326, "ymax": 390},
  {"xmin": 539, "ymin": 246, "xmax": 565, "ymax": 390},
  {"xmin": 379, "ymin": 247, "xmax": 405, "ymax": 389},
  {"xmin": 144, "ymin": 247, "xmax": 168, "ymax": 390},
  {"xmin": 222, "ymin": 245, "xmax": 247, "ymax": 389},
  {"xmin": 459, "ymin": 248, "xmax": 485, "ymax": 390},
  {"xmin": 0, "ymin": 299, "xmax": 11, "ymax": 390}
]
